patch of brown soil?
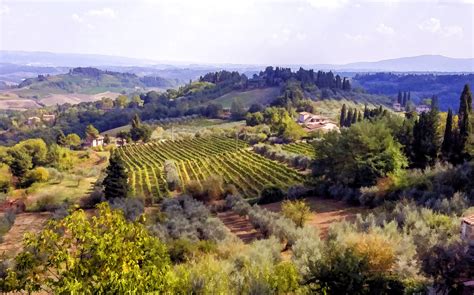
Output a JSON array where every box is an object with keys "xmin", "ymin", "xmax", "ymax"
[
  {"xmin": 262, "ymin": 197, "xmax": 366, "ymax": 238},
  {"xmin": 217, "ymin": 210, "xmax": 263, "ymax": 244},
  {"xmin": 0, "ymin": 212, "xmax": 51, "ymax": 257}
]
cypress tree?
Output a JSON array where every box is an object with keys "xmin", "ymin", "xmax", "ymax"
[
  {"xmin": 363, "ymin": 104, "xmax": 369, "ymax": 119},
  {"xmin": 459, "ymin": 84, "xmax": 473, "ymax": 122},
  {"xmin": 397, "ymin": 91, "xmax": 402, "ymax": 104},
  {"xmin": 351, "ymin": 110, "xmax": 357, "ymax": 124},
  {"xmin": 345, "ymin": 109, "xmax": 353, "ymax": 127},
  {"xmin": 441, "ymin": 109, "xmax": 453, "ymax": 159},
  {"xmin": 408, "ymin": 91, "xmax": 411, "ymax": 103},
  {"xmin": 402, "ymin": 92, "xmax": 407, "ymax": 107},
  {"xmin": 103, "ymin": 152, "xmax": 129, "ymax": 200},
  {"xmin": 357, "ymin": 111, "xmax": 362, "ymax": 122},
  {"xmin": 413, "ymin": 104, "xmax": 440, "ymax": 168},
  {"xmin": 340, "ymin": 104, "xmax": 347, "ymax": 127}
]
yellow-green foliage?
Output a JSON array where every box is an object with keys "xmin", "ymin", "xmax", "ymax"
[
  {"xmin": 281, "ymin": 200, "xmax": 311, "ymax": 227},
  {"xmin": 26, "ymin": 167, "xmax": 49, "ymax": 183},
  {"xmin": 174, "ymin": 237, "xmax": 301, "ymax": 294},
  {"xmin": 3, "ymin": 203, "xmax": 174, "ymax": 293}
]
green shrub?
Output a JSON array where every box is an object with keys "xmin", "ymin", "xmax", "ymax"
[
  {"xmin": 281, "ymin": 200, "xmax": 311, "ymax": 227},
  {"xmin": 0, "ymin": 179, "xmax": 11, "ymax": 194},
  {"xmin": 34, "ymin": 194, "xmax": 59, "ymax": 212}
]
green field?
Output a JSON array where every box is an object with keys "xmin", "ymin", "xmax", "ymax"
[
  {"xmin": 117, "ymin": 136, "xmax": 304, "ymax": 200},
  {"xmin": 211, "ymin": 87, "xmax": 280, "ymax": 108},
  {"xmin": 101, "ymin": 118, "xmax": 245, "ymax": 137},
  {"xmin": 279, "ymin": 142, "xmax": 316, "ymax": 158}
]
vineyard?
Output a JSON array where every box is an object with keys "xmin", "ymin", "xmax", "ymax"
[
  {"xmin": 117, "ymin": 136, "xmax": 305, "ymax": 201},
  {"xmin": 280, "ymin": 142, "xmax": 316, "ymax": 158}
]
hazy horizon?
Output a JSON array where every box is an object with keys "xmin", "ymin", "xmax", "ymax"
[{"xmin": 1, "ymin": 0, "xmax": 473, "ymax": 65}]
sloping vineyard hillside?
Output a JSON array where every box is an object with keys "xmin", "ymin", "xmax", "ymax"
[
  {"xmin": 279, "ymin": 142, "xmax": 316, "ymax": 158},
  {"xmin": 117, "ymin": 136, "xmax": 304, "ymax": 201}
]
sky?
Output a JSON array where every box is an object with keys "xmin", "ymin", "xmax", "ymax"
[{"xmin": 0, "ymin": 0, "xmax": 473, "ymax": 65}]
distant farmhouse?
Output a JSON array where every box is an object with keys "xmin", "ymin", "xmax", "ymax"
[
  {"xmin": 26, "ymin": 114, "xmax": 56, "ymax": 126},
  {"xmin": 42, "ymin": 114, "xmax": 56, "ymax": 123},
  {"xmin": 415, "ymin": 104, "xmax": 431, "ymax": 114},
  {"xmin": 27, "ymin": 116, "xmax": 41, "ymax": 126},
  {"xmin": 392, "ymin": 102, "xmax": 403, "ymax": 112},
  {"xmin": 83, "ymin": 135, "xmax": 105, "ymax": 148},
  {"xmin": 298, "ymin": 112, "xmax": 339, "ymax": 132}
]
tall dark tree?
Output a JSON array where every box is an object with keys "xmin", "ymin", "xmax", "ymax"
[
  {"xmin": 351, "ymin": 110, "xmax": 357, "ymax": 124},
  {"xmin": 357, "ymin": 111, "xmax": 362, "ymax": 122},
  {"xmin": 103, "ymin": 152, "xmax": 129, "ymax": 200},
  {"xmin": 340, "ymin": 104, "xmax": 347, "ymax": 127},
  {"xmin": 412, "ymin": 104, "xmax": 440, "ymax": 168},
  {"xmin": 397, "ymin": 91, "xmax": 402, "ymax": 104},
  {"xmin": 363, "ymin": 105, "xmax": 369, "ymax": 119},
  {"xmin": 345, "ymin": 109, "xmax": 354, "ymax": 127},
  {"xmin": 455, "ymin": 84, "xmax": 473, "ymax": 162},
  {"xmin": 441, "ymin": 109, "xmax": 454, "ymax": 160},
  {"xmin": 459, "ymin": 84, "xmax": 473, "ymax": 124}
]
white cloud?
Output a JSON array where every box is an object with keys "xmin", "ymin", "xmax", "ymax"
[
  {"xmin": 306, "ymin": 0, "xmax": 348, "ymax": 9},
  {"xmin": 376, "ymin": 23, "xmax": 395, "ymax": 35},
  {"xmin": 87, "ymin": 8, "xmax": 117, "ymax": 19},
  {"xmin": 71, "ymin": 13, "xmax": 83, "ymax": 23},
  {"xmin": 344, "ymin": 33, "xmax": 369, "ymax": 42},
  {"xmin": 442, "ymin": 25, "xmax": 463, "ymax": 37},
  {"xmin": 418, "ymin": 17, "xmax": 441, "ymax": 33},
  {"xmin": 0, "ymin": 5, "xmax": 10, "ymax": 15},
  {"xmin": 418, "ymin": 18, "xmax": 463, "ymax": 38}
]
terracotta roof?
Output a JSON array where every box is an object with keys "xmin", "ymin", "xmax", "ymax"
[{"xmin": 463, "ymin": 215, "xmax": 474, "ymax": 225}]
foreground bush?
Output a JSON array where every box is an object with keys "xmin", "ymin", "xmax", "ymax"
[{"xmin": 2, "ymin": 203, "xmax": 174, "ymax": 293}]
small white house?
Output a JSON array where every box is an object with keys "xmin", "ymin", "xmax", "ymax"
[
  {"xmin": 462, "ymin": 215, "xmax": 474, "ymax": 245},
  {"xmin": 298, "ymin": 112, "xmax": 339, "ymax": 133},
  {"xmin": 392, "ymin": 102, "xmax": 403, "ymax": 112},
  {"xmin": 84, "ymin": 135, "xmax": 104, "ymax": 148},
  {"xmin": 27, "ymin": 116, "xmax": 41, "ymax": 125},
  {"xmin": 416, "ymin": 104, "xmax": 431, "ymax": 114}
]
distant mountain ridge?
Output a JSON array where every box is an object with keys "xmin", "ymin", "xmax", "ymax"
[
  {"xmin": 338, "ymin": 55, "xmax": 474, "ymax": 72},
  {"xmin": 1, "ymin": 50, "xmax": 473, "ymax": 72}
]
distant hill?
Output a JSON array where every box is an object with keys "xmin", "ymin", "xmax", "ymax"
[
  {"xmin": 330, "ymin": 55, "xmax": 474, "ymax": 72},
  {"xmin": 0, "ymin": 50, "xmax": 159, "ymax": 67},
  {"xmin": 0, "ymin": 67, "xmax": 179, "ymax": 109},
  {"xmin": 14, "ymin": 67, "xmax": 177, "ymax": 96},
  {"xmin": 353, "ymin": 72, "xmax": 474, "ymax": 111}
]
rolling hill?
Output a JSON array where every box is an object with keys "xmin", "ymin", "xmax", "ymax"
[{"xmin": 0, "ymin": 67, "xmax": 179, "ymax": 109}]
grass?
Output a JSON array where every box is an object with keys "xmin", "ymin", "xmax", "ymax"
[
  {"xmin": 6, "ymin": 151, "xmax": 109, "ymax": 211},
  {"xmin": 212, "ymin": 87, "xmax": 280, "ymax": 108},
  {"xmin": 101, "ymin": 118, "xmax": 245, "ymax": 137}
]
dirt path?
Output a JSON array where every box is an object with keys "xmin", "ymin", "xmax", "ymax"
[
  {"xmin": 0, "ymin": 212, "xmax": 51, "ymax": 257},
  {"xmin": 262, "ymin": 197, "xmax": 366, "ymax": 238},
  {"xmin": 217, "ymin": 210, "xmax": 263, "ymax": 243}
]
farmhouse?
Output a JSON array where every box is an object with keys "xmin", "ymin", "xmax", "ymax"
[
  {"xmin": 42, "ymin": 114, "xmax": 56, "ymax": 123},
  {"xmin": 416, "ymin": 104, "xmax": 431, "ymax": 114},
  {"xmin": 298, "ymin": 112, "xmax": 339, "ymax": 132},
  {"xmin": 83, "ymin": 135, "xmax": 105, "ymax": 148},
  {"xmin": 27, "ymin": 116, "xmax": 41, "ymax": 125},
  {"xmin": 462, "ymin": 215, "xmax": 474, "ymax": 245},
  {"xmin": 392, "ymin": 102, "xmax": 403, "ymax": 112}
]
